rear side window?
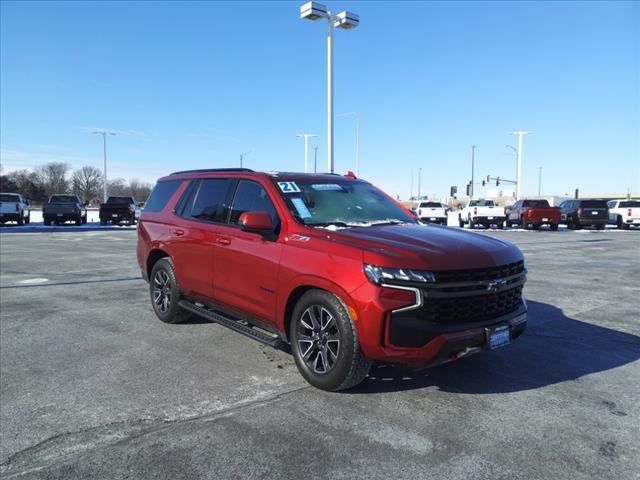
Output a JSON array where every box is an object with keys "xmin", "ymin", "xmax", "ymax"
[
  {"xmin": 229, "ymin": 180, "xmax": 279, "ymax": 227},
  {"xmin": 189, "ymin": 178, "xmax": 233, "ymax": 222},
  {"xmin": 580, "ymin": 200, "xmax": 607, "ymax": 208},
  {"xmin": 620, "ymin": 201, "xmax": 640, "ymax": 208},
  {"xmin": 144, "ymin": 180, "xmax": 181, "ymax": 212}
]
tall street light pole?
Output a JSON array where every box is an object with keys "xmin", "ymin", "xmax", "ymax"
[
  {"xmin": 300, "ymin": 2, "xmax": 359, "ymax": 174},
  {"xmin": 296, "ymin": 133, "xmax": 317, "ymax": 173},
  {"xmin": 240, "ymin": 150, "xmax": 252, "ymax": 168},
  {"xmin": 93, "ymin": 130, "xmax": 116, "ymax": 203},
  {"xmin": 314, "ymin": 146, "xmax": 319, "ymax": 173},
  {"xmin": 470, "ymin": 145, "xmax": 476, "ymax": 199},
  {"xmin": 418, "ymin": 167, "xmax": 422, "ymax": 199},
  {"xmin": 538, "ymin": 166, "xmax": 542, "ymax": 196},
  {"xmin": 510, "ymin": 131, "xmax": 532, "ymax": 200},
  {"xmin": 338, "ymin": 112, "xmax": 359, "ymax": 175}
]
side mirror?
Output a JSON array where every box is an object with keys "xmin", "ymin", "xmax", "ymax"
[
  {"xmin": 84, "ymin": 202, "xmax": 89, "ymax": 206},
  {"xmin": 239, "ymin": 211, "xmax": 274, "ymax": 233}
]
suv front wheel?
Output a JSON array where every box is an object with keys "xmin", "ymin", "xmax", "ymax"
[
  {"xmin": 290, "ymin": 289, "xmax": 372, "ymax": 391},
  {"xmin": 149, "ymin": 257, "xmax": 191, "ymax": 324}
]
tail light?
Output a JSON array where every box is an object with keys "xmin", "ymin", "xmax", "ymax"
[
  {"xmin": 628, "ymin": 208, "xmax": 632, "ymax": 217},
  {"xmin": 474, "ymin": 207, "xmax": 477, "ymax": 215},
  {"xmin": 15, "ymin": 203, "xmax": 20, "ymax": 212}
]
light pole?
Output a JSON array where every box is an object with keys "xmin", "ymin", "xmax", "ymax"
[
  {"xmin": 93, "ymin": 130, "xmax": 116, "ymax": 203},
  {"xmin": 470, "ymin": 145, "xmax": 476, "ymax": 199},
  {"xmin": 510, "ymin": 131, "xmax": 532, "ymax": 200},
  {"xmin": 538, "ymin": 166, "xmax": 542, "ymax": 196},
  {"xmin": 418, "ymin": 167, "xmax": 422, "ymax": 199},
  {"xmin": 296, "ymin": 133, "xmax": 317, "ymax": 173},
  {"xmin": 240, "ymin": 150, "xmax": 252, "ymax": 168},
  {"xmin": 338, "ymin": 112, "xmax": 359, "ymax": 175},
  {"xmin": 300, "ymin": 2, "xmax": 359, "ymax": 174},
  {"xmin": 314, "ymin": 146, "xmax": 319, "ymax": 173}
]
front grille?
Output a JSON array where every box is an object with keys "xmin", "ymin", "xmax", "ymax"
[
  {"xmin": 418, "ymin": 285, "xmax": 523, "ymax": 324},
  {"xmin": 434, "ymin": 260, "xmax": 524, "ymax": 283}
]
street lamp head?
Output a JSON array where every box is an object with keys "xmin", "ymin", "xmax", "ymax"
[
  {"xmin": 300, "ymin": 1, "xmax": 328, "ymax": 20},
  {"xmin": 335, "ymin": 11, "xmax": 359, "ymax": 29}
]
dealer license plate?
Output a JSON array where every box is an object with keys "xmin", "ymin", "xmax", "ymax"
[
  {"xmin": 542, "ymin": 218, "xmax": 548, "ymax": 222},
  {"xmin": 488, "ymin": 325, "xmax": 510, "ymax": 350},
  {"xmin": 430, "ymin": 217, "xmax": 436, "ymax": 221},
  {"xmin": 112, "ymin": 214, "xmax": 118, "ymax": 217},
  {"xmin": 57, "ymin": 213, "xmax": 63, "ymax": 217},
  {"xmin": 488, "ymin": 216, "xmax": 494, "ymax": 220}
]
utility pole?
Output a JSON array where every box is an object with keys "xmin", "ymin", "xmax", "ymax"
[
  {"xmin": 538, "ymin": 167, "xmax": 542, "ymax": 196},
  {"xmin": 296, "ymin": 133, "xmax": 317, "ymax": 172},
  {"xmin": 240, "ymin": 150, "xmax": 252, "ymax": 168},
  {"xmin": 470, "ymin": 145, "xmax": 476, "ymax": 199},
  {"xmin": 314, "ymin": 146, "xmax": 319, "ymax": 173},
  {"xmin": 418, "ymin": 167, "xmax": 422, "ymax": 199},
  {"xmin": 510, "ymin": 131, "xmax": 532, "ymax": 200},
  {"xmin": 92, "ymin": 130, "xmax": 116, "ymax": 203}
]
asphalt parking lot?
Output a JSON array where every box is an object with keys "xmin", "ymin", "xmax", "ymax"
[{"xmin": 1, "ymin": 227, "xmax": 639, "ymax": 479}]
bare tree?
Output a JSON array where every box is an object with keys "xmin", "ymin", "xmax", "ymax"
[
  {"xmin": 6, "ymin": 169, "xmax": 46, "ymax": 201},
  {"xmin": 107, "ymin": 177, "xmax": 128, "ymax": 197},
  {"xmin": 128, "ymin": 178, "xmax": 153, "ymax": 202},
  {"xmin": 35, "ymin": 162, "xmax": 70, "ymax": 197},
  {"xmin": 72, "ymin": 166, "xmax": 103, "ymax": 203}
]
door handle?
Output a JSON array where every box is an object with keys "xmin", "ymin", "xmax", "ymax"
[
  {"xmin": 173, "ymin": 229, "xmax": 184, "ymax": 236},
  {"xmin": 216, "ymin": 237, "xmax": 231, "ymax": 246}
]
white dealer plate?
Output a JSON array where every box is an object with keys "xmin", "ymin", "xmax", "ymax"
[
  {"xmin": 488, "ymin": 216, "xmax": 494, "ymax": 220},
  {"xmin": 488, "ymin": 325, "xmax": 510, "ymax": 350},
  {"xmin": 542, "ymin": 218, "xmax": 549, "ymax": 221}
]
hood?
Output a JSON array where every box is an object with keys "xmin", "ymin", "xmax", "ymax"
[{"xmin": 326, "ymin": 224, "xmax": 523, "ymax": 271}]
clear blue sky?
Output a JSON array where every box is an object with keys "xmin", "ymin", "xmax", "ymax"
[{"xmin": 1, "ymin": 1, "xmax": 638, "ymax": 199}]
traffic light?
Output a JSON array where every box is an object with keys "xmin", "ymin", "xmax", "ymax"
[
  {"xmin": 486, "ymin": 175, "xmax": 490, "ymax": 183},
  {"xmin": 482, "ymin": 180, "xmax": 486, "ymax": 186},
  {"xmin": 466, "ymin": 182, "xmax": 472, "ymax": 196},
  {"xmin": 496, "ymin": 177, "xmax": 501, "ymax": 186},
  {"xmin": 450, "ymin": 186, "xmax": 457, "ymax": 197}
]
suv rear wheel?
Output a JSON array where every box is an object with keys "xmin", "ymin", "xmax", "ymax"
[
  {"xmin": 149, "ymin": 257, "xmax": 191, "ymax": 324},
  {"xmin": 290, "ymin": 289, "xmax": 372, "ymax": 391}
]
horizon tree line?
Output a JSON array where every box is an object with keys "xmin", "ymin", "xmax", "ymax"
[{"xmin": 0, "ymin": 162, "xmax": 153, "ymax": 204}]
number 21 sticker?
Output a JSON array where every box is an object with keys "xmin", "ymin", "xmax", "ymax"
[{"xmin": 277, "ymin": 181, "xmax": 301, "ymax": 193}]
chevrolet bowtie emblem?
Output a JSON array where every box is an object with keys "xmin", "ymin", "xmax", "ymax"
[{"xmin": 486, "ymin": 279, "xmax": 508, "ymax": 291}]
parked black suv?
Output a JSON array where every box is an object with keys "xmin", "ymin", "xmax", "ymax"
[{"xmin": 559, "ymin": 199, "xmax": 609, "ymax": 230}]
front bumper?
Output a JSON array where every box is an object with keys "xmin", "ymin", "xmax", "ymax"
[{"xmin": 349, "ymin": 263, "xmax": 527, "ymax": 368}]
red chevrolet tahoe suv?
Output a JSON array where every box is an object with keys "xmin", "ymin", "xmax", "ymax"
[{"xmin": 137, "ymin": 169, "xmax": 528, "ymax": 391}]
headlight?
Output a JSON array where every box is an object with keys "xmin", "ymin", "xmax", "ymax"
[{"xmin": 363, "ymin": 264, "xmax": 436, "ymax": 285}]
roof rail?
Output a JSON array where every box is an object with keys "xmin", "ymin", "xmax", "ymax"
[{"xmin": 170, "ymin": 168, "xmax": 254, "ymax": 176}]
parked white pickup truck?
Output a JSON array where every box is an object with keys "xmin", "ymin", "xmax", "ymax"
[
  {"xmin": 416, "ymin": 201, "xmax": 448, "ymax": 224},
  {"xmin": 607, "ymin": 199, "xmax": 640, "ymax": 229},
  {"xmin": 459, "ymin": 199, "xmax": 506, "ymax": 229},
  {"xmin": 0, "ymin": 193, "xmax": 31, "ymax": 225}
]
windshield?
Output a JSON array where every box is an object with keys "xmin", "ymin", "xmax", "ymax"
[
  {"xmin": 49, "ymin": 195, "xmax": 77, "ymax": 204},
  {"xmin": 580, "ymin": 200, "xmax": 607, "ymax": 208},
  {"xmin": 522, "ymin": 200, "xmax": 549, "ymax": 208},
  {"xmin": 620, "ymin": 201, "xmax": 640, "ymax": 208},
  {"xmin": 0, "ymin": 194, "xmax": 19, "ymax": 202},
  {"xmin": 107, "ymin": 197, "xmax": 133, "ymax": 204},
  {"xmin": 469, "ymin": 200, "xmax": 495, "ymax": 207},
  {"xmin": 274, "ymin": 179, "xmax": 416, "ymax": 227}
]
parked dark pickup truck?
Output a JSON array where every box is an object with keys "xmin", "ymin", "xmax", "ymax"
[
  {"xmin": 506, "ymin": 199, "xmax": 561, "ymax": 230},
  {"xmin": 99, "ymin": 196, "xmax": 139, "ymax": 225},
  {"xmin": 43, "ymin": 194, "xmax": 87, "ymax": 226}
]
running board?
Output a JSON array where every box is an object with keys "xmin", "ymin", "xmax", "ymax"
[{"xmin": 178, "ymin": 300, "xmax": 285, "ymax": 349}]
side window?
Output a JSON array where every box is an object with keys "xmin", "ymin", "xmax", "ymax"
[
  {"xmin": 229, "ymin": 180, "xmax": 279, "ymax": 227},
  {"xmin": 188, "ymin": 178, "xmax": 233, "ymax": 222},
  {"xmin": 144, "ymin": 180, "xmax": 182, "ymax": 212}
]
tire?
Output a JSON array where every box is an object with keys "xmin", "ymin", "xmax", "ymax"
[
  {"xmin": 17, "ymin": 212, "xmax": 24, "ymax": 226},
  {"xmin": 597, "ymin": 224, "xmax": 605, "ymax": 231},
  {"xmin": 497, "ymin": 222, "xmax": 504, "ymax": 230},
  {"xmin": 131, "ymin": 215, "xmax": 137, "ymax": 225},
  {"xmin": 290, "ymin": 289, "xmax": 372, "ymax": 391},
  {"xmin": 149, "ymin": 257, "xmax": 192, "ymax": 324},
  {"xmin": 469, "ymin": 218, "xmax": 475, "ymax": 229},
  {"xmin": 82, "ymin": 214, "xmax": 87, "ymax": 224},
  {"xmin": 617, "ymin": 216, "xmax": 629, "ymax": 230},
  {"xmin": 44, "ymin": 218, "xmax": 51, "ymax": 226},
  {"xmin": 550, "ymin": 224, "xmax": 559, "ymax": 231},
  {"xmin": 25, "ymin": 212, "xmax": 30, "ymax": 225},
  {"xmin": 458, "ymin": 216, "xmax": 464, "ymax": 228},
  {"xmin": 520, "ymin": 217, "xmax": 528, "ymax": 230},
  {"xmin": 75, "ymin": 216, "xmax": 82, "ymax": 226},
  {"xmin": 100, "ymin": 220, "xmax": 107, "ymax": 226}
]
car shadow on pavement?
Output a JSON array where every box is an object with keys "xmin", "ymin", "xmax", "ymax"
[{"xmin": 351, "ymin": 300, "xmax": 640, "ymax": 394}]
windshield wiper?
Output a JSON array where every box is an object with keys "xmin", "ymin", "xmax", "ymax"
[
  {"xmin": 305, "ymin": 221, "xmax": 351, "ymax": 228},
  {"xmin": 357, "ymin": 219, "xmax": 411, "ymax": 227}
]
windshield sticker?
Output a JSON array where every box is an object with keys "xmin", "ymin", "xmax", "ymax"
[
  {"xmin": 278, "ymin": 181, "xmax": 301, "ymax": 193},
  {"xmin": 291, "ymin": 197, "xmax": 312, "ymax": 219},
  {"xmin": 311, "ymin": 183, "xmax": 343, "ymax": 191}
]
